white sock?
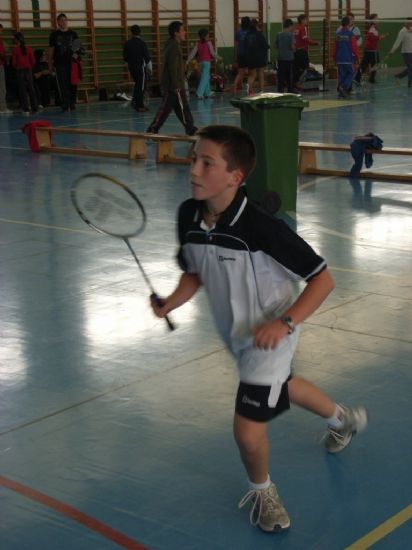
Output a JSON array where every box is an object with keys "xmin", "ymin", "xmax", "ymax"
[
  {"xmin": 249, "ymin": 475, "xmax": 271, "ymax": 491},
  {"xmin": 326, "ymin": 405, "xmax": 345, "ymax": 428}
]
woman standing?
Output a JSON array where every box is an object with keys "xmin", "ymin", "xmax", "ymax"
[{"xmin": 12, "ymin": 32, "xmax": 38, "ymax": 114}]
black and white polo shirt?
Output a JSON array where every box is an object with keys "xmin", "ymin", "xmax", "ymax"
[{"xmin": 177, "ymin": 189, "xmax": 327, "ymax": 386}]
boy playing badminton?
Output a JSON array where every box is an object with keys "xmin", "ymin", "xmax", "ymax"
[{"xmin": 151, "ymin": 125, "xmax": 368, "ymax": 533}]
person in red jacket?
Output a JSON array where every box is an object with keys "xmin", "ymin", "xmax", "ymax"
[
  {"xmin": 12, "ymin": 32, "xmax": 38, "ymax": 114},
  {"xmin": 293, "ymin": 14, "xmax": 318, "ymax": 89},
  {"xmin": 354, "ymin": 14, "xmax": 387, "ymax": 85}
]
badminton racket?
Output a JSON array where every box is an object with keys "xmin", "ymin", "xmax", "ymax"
[{"xmin": 70, "ymin": 172, "xmax": 175, "ymax": 331}]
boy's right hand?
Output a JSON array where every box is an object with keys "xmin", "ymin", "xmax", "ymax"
[
  {"xmin": 251, "ymin": 318, "xmax": 290, "ymax": 350},
  {"xmin": 150, "ymin": 293, "xmax": 169, "ymax": 318}
]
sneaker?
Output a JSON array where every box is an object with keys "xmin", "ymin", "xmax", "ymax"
[
  {"xmin": 324, "ymin": 405, "xmax": 368, "ymax": 454},
  {"xmin": 238, "ymin": 482, "xmax": 290, "ymax": 532},
  {"xmin": 0, "ymin": 108, "xmax": 13, "ymax": 114},
  {"xmin": 337, "ymin": 85, "xmax": 348, "ymax": 98}
]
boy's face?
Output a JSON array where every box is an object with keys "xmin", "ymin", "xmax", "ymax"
[
  {"xmin": 57, "ymin": 16, "xmax": 68, "ymax": 30},
  {"xmin": 175, "ymin": 26, "xmax": 186, "ymax": 42},
  {"xmin": 190, "ymin": 139, "xmax": 243, "ymax": 203}
]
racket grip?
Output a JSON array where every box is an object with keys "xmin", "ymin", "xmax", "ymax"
[{"xmin": 150, "ymin": 293, "xmax": 176, "ymax": 331}]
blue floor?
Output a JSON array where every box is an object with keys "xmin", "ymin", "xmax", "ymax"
[{"xmin": 1, "ymin": 75, "xmax": 412, "ymax": 550}]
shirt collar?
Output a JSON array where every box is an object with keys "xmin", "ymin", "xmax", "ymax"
[{"xmin": 194, "ymin": 187, "xmax": 248, "ymax": 228}]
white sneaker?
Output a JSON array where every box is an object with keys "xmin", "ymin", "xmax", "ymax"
[
  {"xmin": 239, "ymin": 482, "xmax": 290, "ymax": 532},
  {"xmin": 324, "ymin": 405, "xmax": 368, "ymax": 454}
]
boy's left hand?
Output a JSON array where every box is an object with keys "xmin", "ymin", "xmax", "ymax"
[{"xmin": 252, "ymin": 319, "xmax": 289, "ymax": 350}]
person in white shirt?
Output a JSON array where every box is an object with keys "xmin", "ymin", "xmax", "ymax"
[
  {"xmin": 347, "ymin": 12, "xmax": 362, "ymax": 47},
  {"xmin": 388, "ymin": 18, "xmax": 412, "ymax": 87}
]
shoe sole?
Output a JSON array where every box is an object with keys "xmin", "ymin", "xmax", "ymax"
[{"xmin": 259, "ymin": 521, "xmax": 291, "ymax": 533}]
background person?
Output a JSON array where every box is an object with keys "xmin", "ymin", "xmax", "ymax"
[
  {"xmin": 232, "ymin": 16, "xmax": 251, "ymax": 95},
  {"xmin": 123, "ymin": 24, "xmax": 152, "ymax": 112},
  {"xmin": 33, "ymin": 49, "xmax": 51, "ymax": 107},
  {"xmin": 186, "ymin": 28, "xmax": 220, "ymax": 99},
  {"xmin": 245, "ymin": 19, "xmax": 269, "ymax": 94},
  {"xmin": 49, "ymin": 13, "xmax": 79, "ymax": 112},
  {"xmin": 11, "ymin": 32, "xmax": 37, "ymax": 114},
  {"xmin": 387, "ymin": 17, "xmax": 412, "ymax": 88},
  {"xmin": 354, "ymin": 14, "xmax": 387, "ymax": 85},
  {"xmin": 275, "ymin": 18, "xmax": 295, "ymax": 92},
  {"xmin": 334, "ymin": 16, "xmax": 359, "ymax": 98},
  {"xmin": 0, "ymin": 23, "xmax": 12, "ymax": 114},
  {"xmin": 293, "ymin": 14, "xmax": 319, "ymax": 89},
  {"xmin": 146, "ymin": 21, "xmax": 197, "ymax": 136}
]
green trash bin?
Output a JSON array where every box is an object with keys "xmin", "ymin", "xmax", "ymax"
[{"xmin": 231, "ymin": 93, "xmax": 308, "ymax": 212}]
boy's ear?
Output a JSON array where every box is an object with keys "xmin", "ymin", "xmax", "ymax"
[{"xmin": 229, "ymin": 168, "xmax": 245, "ymax": 188}]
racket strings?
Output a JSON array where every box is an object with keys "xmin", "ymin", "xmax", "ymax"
[{"xmin": 73, "ymin": 174, "xmax": 146, "ymax": 238}]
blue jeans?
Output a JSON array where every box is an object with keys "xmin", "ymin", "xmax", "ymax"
[
  {"xmin": 337, "ymin": 63, "xmax": 355, "ymax": 91},
  {"xmin": 196, "ymin": 61, "xmax": 211, "ymax": 98}
]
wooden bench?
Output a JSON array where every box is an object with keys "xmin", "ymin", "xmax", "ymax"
[
  {"xmin": 35, "ymin": 127, "xmax": 196, "ymax": 164},
  {"xmin": 299, "ymin": 142, "xmax": 412, "ymax": 183}
]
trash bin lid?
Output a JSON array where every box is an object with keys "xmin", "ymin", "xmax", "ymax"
[{"xmin": 231, "ymin": 92, "xmax": 309, "ymax": 109}]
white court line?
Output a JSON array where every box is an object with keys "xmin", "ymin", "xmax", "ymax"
[
  {"xmin": 0, "ymin": 217, "xmax": 175, "ymax": 246},
  {"xmin": 0, "ymin": 145, "xmax": 28, "ymax": 150}
]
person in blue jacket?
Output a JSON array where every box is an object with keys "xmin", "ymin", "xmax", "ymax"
[{"xmin": 333, "ymin": 16, "xmax": 359, "ymax": 98}]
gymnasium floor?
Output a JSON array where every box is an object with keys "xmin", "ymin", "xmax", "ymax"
[{"xmin": 1, "ymin": 76, "xmax": 411, "ymax": 550}]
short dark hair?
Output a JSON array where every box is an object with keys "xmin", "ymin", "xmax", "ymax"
[
  {"xmin": 341, "ymin": 16, "xmax": 350, "ymax": 27},
  {"xmin": 298, "ymin": 14, "xmax": 307, "ymax": 24},
  {"xmin": 348, "ymin": 12, "xmax": 354, "ymax": 18},
  {"xmin": 168, "ymin": 20, "xmax": 183, "ymax": 38},
  {"xmin": 283, "ymin": 18, "xmax": 294, "ymax": 29},
  {"xmin": 131, "ymin": 25, "xmax": 141, "ymax": 35},
  {"xmin": 57, "ymin": 13, "xmax": 67, "ymax": 21},
  {"xmin": 198, "ymin": 28, "xmax": 208, "ymax": 41},
  {"xmin": 196, "ymin": 125, "xmax": 256, "ymax": 181}
]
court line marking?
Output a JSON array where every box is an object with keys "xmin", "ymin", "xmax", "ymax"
[
  {"xmin": 2, "ymin": 212, "xmax": 412, "ymax": 258},
  {"xmin": 0, "ymin": 475, "xmax": 148, "ymax": 549},
  {"xmin": 345, "ymin": 504, "xmax": 412, "ymax": 549}
]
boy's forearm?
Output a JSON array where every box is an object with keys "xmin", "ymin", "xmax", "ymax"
[
  {"xmin": 283, "ymin": 268, "xmax": 335, "ymax": 326},
  {"xmin": 165, "ymin": 272, "xmax": 201, "ymax": 311}
]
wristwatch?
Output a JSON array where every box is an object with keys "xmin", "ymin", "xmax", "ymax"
[{"xmin": 280, "ymin": 316, "xmax": 295, "ymax": 334}]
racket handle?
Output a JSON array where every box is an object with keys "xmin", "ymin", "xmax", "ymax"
[{"xmin": 150, "ymin": 293, "xmax": 176, "ymax": 331}]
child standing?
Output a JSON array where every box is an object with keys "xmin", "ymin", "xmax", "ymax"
[
  {"xmin": 151, "ymin": 125, "xmax": 368, "ymax": 533},
  {"xmin": 12, "ymin": 32, "xmax": 38, "ymax": 114},
  {"xmin": 275, "ymin": 18, "xmax": 295, "ymax": 92},
  {"xmin": 186, "ymin": 28, "xmax": 220, "ymax": 99},
  {"xmin": 293, "ymin": 14, "xmax": 319, "ymax": 89},
  {"xmin": 354, "ymin": 14, "xmax": 387, "ymax": 85},
  {"xmin": 334, "ymin": 16, "xmax": 359, "ymax": 98}
]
